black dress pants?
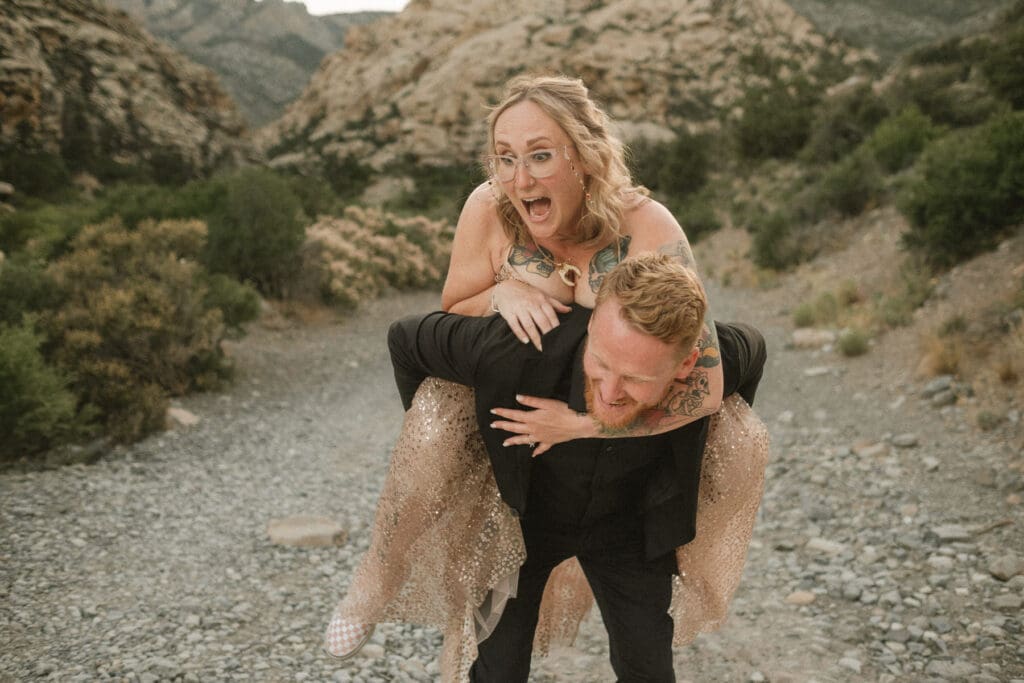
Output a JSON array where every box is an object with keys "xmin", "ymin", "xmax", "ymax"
[{"xmin": 469, "ymin": 517, "xmax": 675, "ymax": 683}]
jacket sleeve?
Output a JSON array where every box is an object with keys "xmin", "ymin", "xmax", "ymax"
[
  {"xmin": 387, "ymin": 311, "xmax": 495, "ymax": 410},
  {"xmin": 715, "ymin": 322, "xmax": 767, "ymax": 407}
]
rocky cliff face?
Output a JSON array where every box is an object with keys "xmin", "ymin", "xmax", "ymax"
[
  {"xmin": 258, "ymin": 0, "xmax": 874, "ymax": 171},
  {"xmin": 0, "ymin": 0, "xmax": 252, "ymax": 180},
  {"xmin": 107, "ymin": 0, "xmax": 390, "ymax": 126}
]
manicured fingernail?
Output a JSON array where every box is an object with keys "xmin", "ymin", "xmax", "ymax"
[
  {"xmin": 516, "ymin": 395, "xmax": 523, "ymax": 401},
  {"xmin": 502, "ymin": 440, "xmax": 511, "ymax": 447}
]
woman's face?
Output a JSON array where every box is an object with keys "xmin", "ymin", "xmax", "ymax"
[{"xmin": 492, "ymin": 100, "xmax": 587, "ymax": 243}]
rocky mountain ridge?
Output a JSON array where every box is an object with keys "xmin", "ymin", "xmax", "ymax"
[
  {"xmin": 258, "ymin": 0, "xmax": 875, "ymax": 171},
  {"xmin": 105, "ymin": 0, "xmax": 390, "ymax": 126},
  {"xmin": 0, "ymin": 0, "xmax": 252, "ymax": 182},
  {"xmin": 785, "ymin": 0, "xmax": 1015, "ymax": 64}
]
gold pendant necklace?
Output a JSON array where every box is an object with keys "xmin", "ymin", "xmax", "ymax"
[{"xmin": 555, "ymin": 260, "xmax": 582, "ymax": 287}]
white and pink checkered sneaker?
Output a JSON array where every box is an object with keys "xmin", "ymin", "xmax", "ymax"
[{"xmin": 323, "ymin": 612, "xmax": 375, "ymax": 660}]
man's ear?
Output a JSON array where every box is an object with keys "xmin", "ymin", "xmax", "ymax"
[{"xmin": 674, "ymin": 347, "xmax": 700, "ymax": 380}]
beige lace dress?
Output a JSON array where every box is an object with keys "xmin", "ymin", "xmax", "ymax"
[{"xmin": 329, "ymin": 378, "xmax": 770, "ymax": 681}]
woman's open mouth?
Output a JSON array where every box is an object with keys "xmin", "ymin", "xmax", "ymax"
[{"xmin": 522, "ymin": 197, "xmax": 552, "ymax": 222}]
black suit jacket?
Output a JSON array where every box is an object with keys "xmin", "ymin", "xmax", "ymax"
[{"xmin": 388, "ymin": 305, "xmax": 766, "ymax": 560}]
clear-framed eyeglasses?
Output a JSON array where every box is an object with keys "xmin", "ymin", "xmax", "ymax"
[{"xmin": 485, "ymin": 145, "xmax": 571, "ymax": 183}]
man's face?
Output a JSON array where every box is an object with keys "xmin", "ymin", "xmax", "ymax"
[{"xmin": 582, "ymin": 300, "xmax": 697, "ymax": 429}]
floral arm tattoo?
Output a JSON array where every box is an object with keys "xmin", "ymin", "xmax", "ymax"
[{"xmin": 658, "ymin": 238, "xmax": 721, "ymax": 368}]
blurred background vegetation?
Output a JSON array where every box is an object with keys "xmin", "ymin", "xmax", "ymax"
[{"xmin": 1, "ymin": 0, "xmax": 1021, "ymax": 461}]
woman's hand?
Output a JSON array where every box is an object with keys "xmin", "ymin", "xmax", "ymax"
[
  {"xmin": 491, "ymin": 280, "xmax": 571, "ymax": 351},
  {"xmin": 490, "ymin": 394, "xmax": 596, "ymax": 457}
]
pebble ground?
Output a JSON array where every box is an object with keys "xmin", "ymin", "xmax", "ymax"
[{"xmin": 2, "ymin": 283, "xmax": 1022, "ymax": 683}]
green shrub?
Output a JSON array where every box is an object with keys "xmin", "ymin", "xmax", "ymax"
[
  {"xmin": 886, "ymin": 66, "xmax": 1005, "ymax": 129},
  {"xmin": 0, "ymin": 149, "xmax": 71, "ymax": 199},
  {"xmin": 632, "ymin": 130, "xmax": 712, "ymax": 199},
  {"xmin": 0, "ymin": 321, "xmax": 85, "ymax": 459},
  {"xmin": 874, "ymin": 257, "xmax": 935, "ymax": 327},
  {"xmin": 815, "ymin": 149, "xmax": 884, "ymax": 217},
  {"xmin": 323, "ymin": 154, "xmax": 373, "ymax": 201},
  {"xmin": 792, "ymin": 303, "xmax": 816, "ymax": 328},
  {"xmin": 801, "ymin": 84, "xmax": 890, "ymax": 165},
  {"xmin": 283, "ymin": 172, "xmax": 344, "ymax": 219},
  {"xmin": 0, "ymin": 252, "xmax": 62, "ymax": 328},
  {"xmin": 0, "ymin": 202, "xmax": 97, "ymax": 257},
  {"xmin": 864, "ymin": 106, "xmax": 943, "ymax": 173},
  {"xmin": 748, "ymin": 210, "xmax": 808, "ymax": 270},
  {"xmin": 93, "ymin": 178, "xmax": 225, "ymax": 229},
  {"xmin": 837, "ymin": 327, "xmax": 870, "ymax": 357},
  {"xmin": 982, "ymin": 26, "xmax": 1024, "ymax": 109},
  {"xmin": 204, "ymin": 168, "xmax": 306, "ymax": 296},
  {"xmin": 671, "ymin": 189, "xmax": 722, "ymax": 243},
  {"xmin": 734, "ymin": 80, "xmax": 820, "ymax": 160},
  {"xmin": 900, "ymin": 112, "xmax": 1024, "ymax": 267},
  {"xmin": 383, "ymin": 158, "xmax": 483, "ymax": 222},
  {"xmin": 45, "ymin": 218, "xmax": 230, "ymax": 442},
  {"xmin": 202, "ymin": 274, "xmax": 261, "ymax": 334}
]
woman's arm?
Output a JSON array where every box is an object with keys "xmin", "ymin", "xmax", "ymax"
[{"xmin": 441, "ymin": 183, "xmax": 506, "ymax": 316}]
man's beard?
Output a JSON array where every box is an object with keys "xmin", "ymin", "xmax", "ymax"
[{"xmin": 584, "ymin": 376, "xmax": 652, "ymax": 430}]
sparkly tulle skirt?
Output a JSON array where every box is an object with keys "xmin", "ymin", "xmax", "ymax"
[{"xmin": 330, "ymin": 378, "xmax": 770, "ymax": 681}]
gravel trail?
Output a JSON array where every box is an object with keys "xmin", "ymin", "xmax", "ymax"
[{"xmin": 2, "ymin": 282, "xmax": 1022, "ymax": 683}]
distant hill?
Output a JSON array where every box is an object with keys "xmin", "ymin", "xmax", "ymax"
[
  {"xmin": 0, "ymin": 0, "xmax": 252, "ymax": 185},
  {"xmin": 785, "ymin": 0, "xmax": 1015, "ymax": 63},
  {"xmin": 106, "ymin": 0, "xmax": 390, "ymax": 126},
  {"xmin": 258, "ymin": 0, "xmax": 876, "ymax": 171}
]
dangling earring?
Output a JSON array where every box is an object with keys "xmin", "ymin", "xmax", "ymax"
[{"xmin": 568, "ymin": 157, "xmax": 594, "ymax": 213}]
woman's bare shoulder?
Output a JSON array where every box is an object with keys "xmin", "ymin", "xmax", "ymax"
[{"xmin": 621, "ymin": 197, "xmax": 685, "ymax": 248}]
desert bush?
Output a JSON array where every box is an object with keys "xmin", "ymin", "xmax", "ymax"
[
  {"xmin": 0, "ymin": 252, "xmax": 62, "ymax": 328},
  {"xmin": 0, "ymin": 202, "xmax": 97, "ymax": 258},
  {"xmin": 671, "ymin": 188, "xmax": 722, "ymax": 243},
  {"xmin": 863, "ymin": 106, "xmax": 943, "ymax": 173},
  {"xmin": 982, "ymin": 26, "xmax": 1024, "ymax": 109},
  {"xmin": 383, "ymin": 158, "xmax": 483, "ymax": 221},
  {"xmin": 900, "ymin": 112, "xmax": 1024, "ymax": 267},
  {"xmin": 0, "ymin": 149, "xmax": 71, "ymax": 199},
  {"xmin": 886, "ymin": 66, "xmax": 1005, "ymax": 129},
  {"xmin": 734, "ymin": 80, "xmax": 820, "ymax": 160},
  {"xmin": 873, "ymin": 257, "xmax": 935, "ymax": 328},
  {"xmin": 801, "ymin": 84, "xmax": 890, "ymax": 165},
  {"xmin": 297, "ymin": 206, "xmax": 452, "ymax": 308},
  {"xmin": 45, "ymin": 218, "xmax": 230, "ymax": 442},
  {"xmin": 632, "ymin": 130, "xmax": 712, "ymax": 199},
  {"xmin": 93, "ymin": 178, "xmax": 226, "ymax": 229},
  {"xmin": 204, "ymin": 168, "xmax": 306, "ymax": 296},
  {"xmin": 323, "ymin": 154, "xmax": 373, "ymax": 201},
  {"xmin": 202, "ymin": 273, "xmax": 261, "ymax": 334},
  {"xmin": 815, "ymin": 149, "xmax": 884, "ymax": 217},
  {"xmin": 792, "ymin": 303, "xmax": 816, "ymax": 328},
  {"xmin": 0, "ymin": 320, "xmax": 85, "ymax": 459},
  {"xmin": 837, "ymin": 327, "xmax": 870, "ymax": 357},
  {"xmin": 748, "ymin": 210, "xmax": 808, "ymax": 271}
]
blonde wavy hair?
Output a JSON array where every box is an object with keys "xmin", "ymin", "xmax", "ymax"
[
  {"xmin": 596, "ymin": 253, "xmax": 707, "ymax": 356},
  {"xmin": 484, "ymin": 74, "xmax": 648, "ymax": 249}
]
